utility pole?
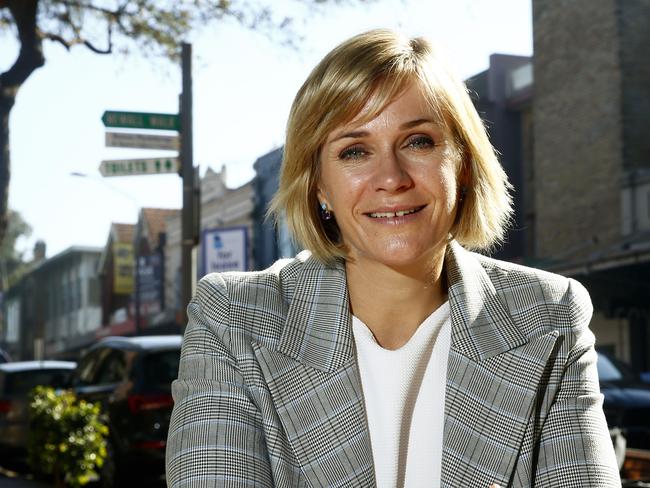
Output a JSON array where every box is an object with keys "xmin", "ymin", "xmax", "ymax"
[
  {"xmin": 180, "ymin": 43, "xmax": 201, "ymax": 329},
  {"xmin": 180, "ymin": 42, "xmax": 196, "ymax": 327},
  {"xmin": 134, "ymin": 253, "xmax": 141, "ymax": 335}
]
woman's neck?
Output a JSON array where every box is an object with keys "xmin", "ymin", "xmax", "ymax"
[{"xmin": 345, "ymin": 251, "xmax": 448, "ymax": 350}]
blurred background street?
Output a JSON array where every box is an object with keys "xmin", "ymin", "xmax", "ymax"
[{"xmin": 1, "ymin": 0, "xmax": 650, "ymax": 485}]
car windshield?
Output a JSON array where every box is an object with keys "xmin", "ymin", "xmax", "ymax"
[
  {"xmin": 142, "ymin": 350, "xmax": 180, "ymax": 389},
  {"xmin": 597, "ymin": 353, "xmax": 636, "ymax": 382},
  {"xmin": 4, "ymin": 369, "xmax": 71, "ymax": 395}
]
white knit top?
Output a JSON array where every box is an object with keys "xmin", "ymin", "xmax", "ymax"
[{"xmin": 352, "ymin": 302, "xmax": 451, "ymax": 488}]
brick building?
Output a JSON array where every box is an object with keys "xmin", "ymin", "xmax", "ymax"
[{"xmin": 532, "ymin": 0, "xmax": 650, "ymax": 369}]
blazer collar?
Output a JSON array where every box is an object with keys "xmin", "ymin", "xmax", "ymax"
[
  {"xmin": 445, "ymin": 240, "xmax": 528, "ymax": 361},
  {"xmin": 278, "ymin": 254, "xmax": 353, "ymax": 372},
  {"xmin": 277, "ymin": 241, "xmax": 528, "ymax": 372}
]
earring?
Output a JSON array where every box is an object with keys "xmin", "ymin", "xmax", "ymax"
[{"xmin": 320, "ymin": 202, "xmax": 332, "ymax": 221}]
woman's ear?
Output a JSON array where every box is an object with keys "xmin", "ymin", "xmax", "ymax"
[
  {"xmin": 458, "ymin": 148, "xmax": 471, "ymax": 190},
  {"xmin": 317, "ymin": 186, "xmax": 328, "ymax": 207}
]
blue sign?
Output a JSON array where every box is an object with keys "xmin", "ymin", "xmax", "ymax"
[{"xmin": 201, "ymin": 226, "xmax": 249, "ymax": 276}]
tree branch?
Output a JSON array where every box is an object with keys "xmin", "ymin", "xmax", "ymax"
[
  {"xmin": 0, "ymin": 0, "xmax": 44, "ymax": 90},
  {"xmin": 38, "ymin": 24, "xmax": 113, "ymax": 54},
  {"xmin": 55, "ymin": 0, "xmax": 114, "ymax": 54},
  {"xmin": 83, "ymin": 33, "xmax": 112, "ymax": 54},
  {"xmin": 38, "ymin": 30, "xmax": 72, "ymax": 50},
  {"xmin": 58, "ymin": 0, "xmax": 122, "ymax": 18}
]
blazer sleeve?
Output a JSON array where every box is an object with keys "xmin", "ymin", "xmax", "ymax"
[
  {"xmin": 533, "ymin": 278, "xmax": 621, "ymax": 486},
  {"xmin": 165, "ymin": 275, "xmax": 273, "ymax": 487}
]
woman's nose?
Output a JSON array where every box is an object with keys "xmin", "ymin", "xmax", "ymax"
[{"xmin": 372, "ymin": 150, "xmax": 413, "ymax": 192}]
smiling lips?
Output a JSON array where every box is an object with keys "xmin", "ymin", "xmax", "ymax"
[{"xmin": 367, "ymin": 205, "xmax": 426, "ymax": 219}]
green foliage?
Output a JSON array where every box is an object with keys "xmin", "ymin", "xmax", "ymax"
[
  {"xmin": 1, "ymin": 0, "xmax": 373, "ymax": 61},
  {"xmin": 28, "ymin": 386, "xmax": 109, "ymax": 488},
  {"xmin": 0, "ymin": 209, "xmax": 32, "ymax": 290}
]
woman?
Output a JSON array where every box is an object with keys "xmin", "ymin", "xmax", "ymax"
[{"xmin": 166, "ymin": 29, "xmax": 619, "ymax": 487}]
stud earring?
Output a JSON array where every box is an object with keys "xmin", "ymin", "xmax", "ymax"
[{"xmin": 320, "ymin": 202, "xmax": 332, "ymax": 221}]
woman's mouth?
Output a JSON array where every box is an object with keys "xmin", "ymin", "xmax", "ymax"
[{"xmin": 367, "ymin": 205, "xmax": 426, "ymax": 219}]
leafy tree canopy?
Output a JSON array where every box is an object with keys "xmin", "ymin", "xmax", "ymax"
[
  {"xmin": 0, "ymin": 209, "xmax": 32, "ymax": 289},
  {"xmin": 0, "ymin": 0, "xmax": 370, "ymax": 244}
]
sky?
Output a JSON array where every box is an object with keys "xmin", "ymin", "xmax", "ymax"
[{"xmin": 1, "ymin": 0, "xmax": 533, "ymax": 260}]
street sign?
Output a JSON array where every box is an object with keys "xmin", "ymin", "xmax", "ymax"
[
  {"xmin": 201, "ymin": 227, "xmax": 249, "ymax": 275},
  {"xmin": 99, "ymin": 157, "xmax": 180, "ymax": 177},
  {"xmin": 101, "ymin": 111, "xmax": 180, "ymax": 131},
  {"xmin": 105, "ymin": 132, "xmax": 179, "ymax": 150}
]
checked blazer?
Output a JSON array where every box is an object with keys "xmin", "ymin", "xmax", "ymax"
[{"xmin": 166, "ymin": 241, "xmax": 621, "ymax": 487}]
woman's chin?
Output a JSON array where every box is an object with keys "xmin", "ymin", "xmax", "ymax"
[{"xmin": 352, "ymin": 245, "xmax": 444, "ymax": 273}]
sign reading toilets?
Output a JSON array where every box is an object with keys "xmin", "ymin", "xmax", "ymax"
[{"xmin": 201, "ymin": 227, "xmax": 249, "ymax": 275}]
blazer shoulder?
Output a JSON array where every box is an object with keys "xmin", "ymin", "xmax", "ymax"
[
  {"xmin": 196, "ymin": 250, "xmax": 311, "ymax": 300},
  {"xmin": 474, "ymin": 252, "xmax": 593, "ymax": 340},
  {"xmin": 191, "ymin": 251, "xmax": 313, "ymax": 347}
]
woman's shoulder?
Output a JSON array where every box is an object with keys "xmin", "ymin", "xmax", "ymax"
[
  {"xmin": 450, "ymin": 242, "xmax": 587, "ymax": 304},
  {"xmin": 470, "ymin": 251, "xmax": 592, "ymax": 336},
  {"xmin": 188, "ymin": 251, "xmax": 321, "ymax": 355},
  {"xmin": 195, "ymin": 250, "xmax": 314, "ymax": 305}
]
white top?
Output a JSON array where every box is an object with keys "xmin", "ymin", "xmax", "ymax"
[{"xmin": 352, "ymin": 302, "xmax": 452, "ymax": 488}]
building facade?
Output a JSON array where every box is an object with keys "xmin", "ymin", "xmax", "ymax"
[
  {"xmin": 466, "ymin": 54, "xmax": 533, "ymax": 263},
  {"xmin": 2, "ymin": 246, "xmax": 102, "ymax": 360},
  {"xmin": 531, "ymin": 0, "xmax": 650, "ymax": 369},
  {"xmin": 133, "ymin": 207, "xmax": 179, "ymax": 334},
  {"xmin": 252, "ymin": 148, "xmax": 298, "ymax": 270},
  {"xmin": 165, "ymin": 166, "xmax": 255, "ymax": 320},
  {"xmin": 97, "ymin": 223, "xmax": 136, "ymax": 338}
]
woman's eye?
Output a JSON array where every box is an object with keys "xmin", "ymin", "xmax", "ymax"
[
  {"xmin": 339, "ymin": 146, "xmax": 366, "ymax": 160},
  {"xmin": 406, "ymin": 135, "xmax": 435, "ymax": 150}
]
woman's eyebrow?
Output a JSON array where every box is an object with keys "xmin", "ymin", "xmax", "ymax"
[
  {"xmin": 330, "ymin": 130, "xmax": 369, "ymax": 142},
  {"xmin": 328, "ymin": 118, "xmax": 440, "ymax": 143},
  {"xmin": 399, "ymin": 118, "xmax": 438, "ymax": 129}
]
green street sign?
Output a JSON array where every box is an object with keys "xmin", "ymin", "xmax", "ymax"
[
  {"xmin": 99, "ymin": 157, "xmax": 180, "ymax": 177},
  {"xmin": 101, "ymin": 111, "xmax": 180, "ymax": 131}
]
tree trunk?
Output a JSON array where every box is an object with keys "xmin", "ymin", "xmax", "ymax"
[
  {"xmin": 0, "ymin": 0, "xmax": 44, "ymax": 244},
  {"xmin": 0, "ymin": 90, "xmax": 14, "ymax": 250}
]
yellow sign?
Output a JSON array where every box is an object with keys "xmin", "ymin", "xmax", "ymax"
[{"xmin": 113, "ymin": 243, "xmax": 134, "ymax": 294}]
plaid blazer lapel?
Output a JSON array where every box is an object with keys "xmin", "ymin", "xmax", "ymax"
[
  {"xmin": 252, "ymin": 256, "xmax": 375, "ymax": 487},
  {"xmin": 440, "ymin": 242, "xmax": 560, "ymax": 487}
]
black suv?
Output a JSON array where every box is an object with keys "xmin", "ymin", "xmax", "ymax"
[
  {"xmin": 598, "ymin": 350, "xmax": 650, "ymax": 450},
  {"xmin": 70, "ymin": 335, "xmax": 181, "ymax": 485}
]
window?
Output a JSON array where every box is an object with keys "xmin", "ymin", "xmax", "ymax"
[
  {"xmin": 72, "ymin": 348, "xmax": 110, "ymax": 386},
  {"xmin": 94, "ymin": 350, "xmax": 128, "ymax": 385}
]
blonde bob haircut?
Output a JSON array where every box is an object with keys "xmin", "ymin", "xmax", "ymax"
[{"xmin": 270, "ymin": 28, "xmax": 513, "ymax": 264}]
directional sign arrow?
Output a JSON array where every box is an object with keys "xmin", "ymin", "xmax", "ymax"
[
  {"xmin": 101, "ymin": 111, "xmax": 180, "ymax": 131},
  {"xmin": 99, "ymin": 157, "xmax": 180, "ymax": 177},
  {"xmin": 105, "ymin": 132, "xmax": 180, "ymax": 150}
]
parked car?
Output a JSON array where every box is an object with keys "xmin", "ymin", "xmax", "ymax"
[
  {"xmin": 70, "ymin": 335, "xmax": 182, "ymax": 486},
  {"xmin": 598, "ymin": 350, "xmax": 650, "ymax": 449},
  {"xmin": 0, "ymin": 360, "xmax": 76, "ymax": 466}
]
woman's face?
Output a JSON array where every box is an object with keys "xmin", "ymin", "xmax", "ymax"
[{"xmin": 317, "ymin": 82, "xmax": 461, "ymax": 271}]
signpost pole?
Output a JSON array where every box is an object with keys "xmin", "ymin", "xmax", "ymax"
[
  {"xmin": 135, "ymin": 253, "xmax": 141, "ymax": 335},
  {"xmin": 181, "ymin": 42, "xmax": 194, "ymax": 328}
]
